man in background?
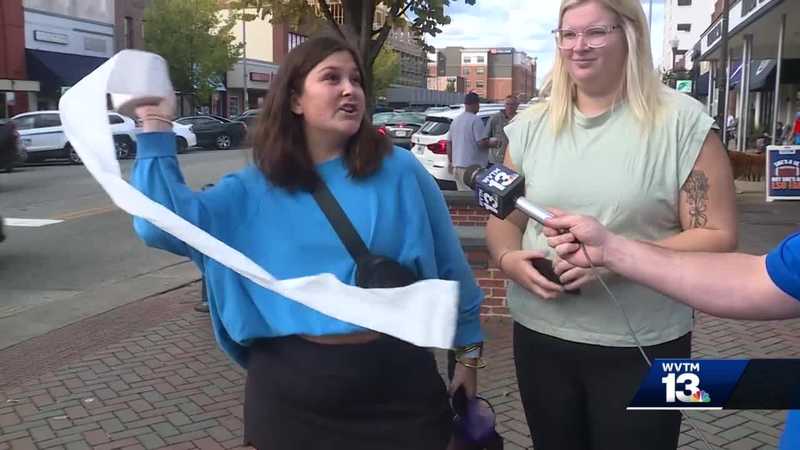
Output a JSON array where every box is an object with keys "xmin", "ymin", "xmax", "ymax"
[
  {"xmin": 484, "ymin": 95, "xmax": 519, "ymax": 165},
  {"xmin": 449, "ymin": 92, "xmax": 490, "ymax": 191}
]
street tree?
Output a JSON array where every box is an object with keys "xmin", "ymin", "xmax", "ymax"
[
  {"xmin": 373, "ymin": 47, "xmax": 400, "ymax": 97},
  {"xmin": 144, "ymin": 0, "xmax": 243, "ymax": 110},
  {"xmin": 230, "ymin": 0, "xmax": 477, "ymax": 103}
]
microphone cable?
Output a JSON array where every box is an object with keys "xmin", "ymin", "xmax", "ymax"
[{"xmin": 579, "ymin": 244, "xmax": 717, "ymax": 450}]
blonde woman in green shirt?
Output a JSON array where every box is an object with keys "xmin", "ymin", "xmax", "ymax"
[{"xmin": 485, "ymin": 1, "xmax": 737, "ymax": 449}]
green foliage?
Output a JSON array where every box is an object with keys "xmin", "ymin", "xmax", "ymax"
[
  {"xmin": 372, "ymin": 47, "xmax": 400, "ymax": 96},
  {"xmin": 229, "ymin": 0, "xmax": 477, "ymax": 104},
  {"xmin": 144, "ymin": 0, "xmax": 243, "ymax": 103}
]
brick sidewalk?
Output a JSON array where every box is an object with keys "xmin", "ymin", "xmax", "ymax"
[{"xmin": 1, "ymin": 282, "xmax": 798, "ymax": 449}]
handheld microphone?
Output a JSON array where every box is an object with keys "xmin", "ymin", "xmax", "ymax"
[
  {"xmin": 463, "ymin": 164, "xmax": 552, "ymax": 224},
  {"xmin": 464, "ymin": 164, "xmax": 579, "ymax": 294}
]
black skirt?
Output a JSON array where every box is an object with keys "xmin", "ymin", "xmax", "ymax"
[{"xmin": 243, "ymin": 335, "xmax": 453, "ymax": 450}]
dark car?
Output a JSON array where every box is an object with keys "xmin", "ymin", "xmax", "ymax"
[
  {"xmin": 0, "ymin": 121, "xmax": 26, "ymax": 172},
  {"xmin": 372, "ymin": 112, "xmax": 426, "ymax": 149},
  {"xmin": 175, "ymin": 115, "xmax": 247, "ymax": 150},
  {"xmin": 232, "ymin": 109, "xmax": 262, "ymax": 129}
]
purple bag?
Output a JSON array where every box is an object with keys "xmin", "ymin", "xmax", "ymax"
[{"xmin": 452, "ymin": 387, "xmax": 503, "ymax": 450}]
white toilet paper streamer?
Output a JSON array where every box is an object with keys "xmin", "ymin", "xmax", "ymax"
[{"xmin": 58, "ymin": 50, "xmax": 459, "ymax": 349}]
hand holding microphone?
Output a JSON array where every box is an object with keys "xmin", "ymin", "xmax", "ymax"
[
  {"xmin": 463, "ymin": 164, "xmax": 580, "ymax": 296},
  {"xmin": 543, "ymin": 213, "xmax": 615, "ymax": 269}
]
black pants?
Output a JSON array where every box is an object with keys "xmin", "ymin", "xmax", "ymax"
[
  {"xmin": 244, "ymin": 335, "xmax": 453, "ymax": 450},
  {"xmin": 513, "ymin": 322, "xmax": 691, "ymax": 450}
]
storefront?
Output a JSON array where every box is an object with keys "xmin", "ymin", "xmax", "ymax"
[
  {"xmin": 695, "ymin": 0, "xmax": 800, "ymax": 150},
  {"xmin": 23, "ymin": 9, "xmax": 114, "ymax": 110},
  {"xmin": 225, "ymin": 58, "xmax": 278, "ymax": 117}
]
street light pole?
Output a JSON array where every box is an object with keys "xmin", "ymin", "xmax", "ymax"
[
  {"xmin": 648, "ymin": 0, "xmax": 653, "ymax": 33},
  {"xmin": 717, "ymin": 0, "xmax": 730, "ymax": 147},
  {"xmin": 242, "ymin": 12, "xmax": 249, "ymax": 114}
]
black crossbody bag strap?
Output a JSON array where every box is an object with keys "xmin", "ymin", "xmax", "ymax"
[{"xmin": 312, "ymin": 182, "xmax": 370, "ymax": 262}]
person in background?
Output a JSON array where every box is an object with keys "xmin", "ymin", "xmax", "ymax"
[
  {"xmin": 449, "ymin": 92, "xmax": 490, "ymax": 191},
  {"xmin": 484, "ymin": 0, "xmax": 737, "ymax": 449},
  {"xmin": 543, "ymin": 212, "xmax": 800, "ymax": 450},
  {"xmin": 131, "ymin": 35, "xmax": 484, "ymax": 450},
  {"xmin": 484, "ymin": 95, "xmax": 520, "ymax": 165}
]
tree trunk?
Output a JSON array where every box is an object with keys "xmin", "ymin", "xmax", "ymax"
[{"xmin": 340, "ymin": 0, "xmax": 378, "ymax": 111}]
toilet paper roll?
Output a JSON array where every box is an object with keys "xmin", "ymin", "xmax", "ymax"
[{"xmin": 58, "ymin": 50, "xmax": 459, "ymax": 350}]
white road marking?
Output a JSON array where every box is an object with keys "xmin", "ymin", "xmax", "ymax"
[{"xmin": 3, "ymin": 218, "xmax": 64, "ymax": 227}]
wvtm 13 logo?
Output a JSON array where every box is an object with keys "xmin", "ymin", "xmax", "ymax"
[
  {"xmin": 627, "ymin": 359, "xmax": 750, "ymax": 410},
  {"xmin": 661, "ymin": 362, "xmax": 711, "ymax": 404}
]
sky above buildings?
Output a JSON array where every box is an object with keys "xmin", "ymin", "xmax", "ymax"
[{"xmin": 427, "ymin": 0, "xmax": 666, "ymax": 86}]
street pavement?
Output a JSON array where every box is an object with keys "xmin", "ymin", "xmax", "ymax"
[
  {"xmin": 0, "ymin": 161, "xmax": 799, "ymax": 449},
  {"xmin": 0, "ymin": 149, "xmax": 250, "ymax": 350}
]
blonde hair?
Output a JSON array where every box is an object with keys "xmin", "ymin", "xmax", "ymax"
[{"xmin": 534, "ymin": 0, "xmax": 665, "ymax": 135}]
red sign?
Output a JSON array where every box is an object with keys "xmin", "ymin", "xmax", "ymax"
[{"xmin": 249, "ymin": 72, "xmax": 274, "ymax": 83}]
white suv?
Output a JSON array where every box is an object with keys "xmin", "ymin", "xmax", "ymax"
[
  {"xmin": 410, "ymin": 106, "xmax": 505, "ymax": 190},
  {"xmin": 11, "ymin": 111, "xmax": 138, "ymax": 164}
]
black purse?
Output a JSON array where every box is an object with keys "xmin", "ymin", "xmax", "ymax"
[{"xmin": 312, "ymin": 182, "xmax": 418, "ymax": 289}]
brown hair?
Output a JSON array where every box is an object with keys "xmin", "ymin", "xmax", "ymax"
[{"xmin": 251, "ymin": 35, "xmax": 390, "ymax": 191}]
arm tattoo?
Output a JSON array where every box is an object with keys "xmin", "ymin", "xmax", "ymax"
[{"xmin": 682, "ymin": 170, "xmax": 710, "ymax": 228}]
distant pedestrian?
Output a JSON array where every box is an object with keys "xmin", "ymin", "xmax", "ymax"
[
  {"xmin": 449, "ymin": 92, "xmax": 490, "ymax": 191},
  {"xmin": 484, "ymin": 95, "xmax": 519, "ymax": 165}
]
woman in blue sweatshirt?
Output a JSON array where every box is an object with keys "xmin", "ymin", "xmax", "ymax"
[{"xmin": 131, "ymin": 36, "xmax": 484, "ymax": 449}]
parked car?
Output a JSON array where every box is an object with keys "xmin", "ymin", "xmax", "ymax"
[
  {"xmin": 172, "ymin": 122, "xmax": 197, "ymax": 154},
  {"xmin": 10, "ymin": 111, "xmax": 138, "ymax": 164},
  {"xmin": 0, "ymin": 121, "xmax": 27, "ymax": 172},
  {"xmin": 175, "ymin": 115, "xmax": 247, "ymax": 150},
  {"xmin": 232, "ymin": 109, "xmax": 262, "ymax": 128},
  {"xmin": 410, "ymin": 105, "xmax": 507, "ymax": 190},
  {"xmin": 372, "ymin": 111, "xmax": 426, "ymax": 149}
]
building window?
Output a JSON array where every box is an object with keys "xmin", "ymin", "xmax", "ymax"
[
  {"xmin": 476, "ymin": 67, "xmax": 485, "ymax": 74},
  {"xmin": 124, "ymin": 17, "xmax": 134, "ymax": 49},
  {"xmin": 463, "ymin": 67, "xmax": 470, "ymax": 76},
  {"xmin": 476, "ymin": 56, "xmax": 485, "ymax": 63},
  {"xmin": 677, "ymin": 0, "xmax": 692, "ymax": 5},
  {"xmin": 476, "ymin": 80, "xmax": 485, "ymax": 88},
  {"xmin": 465, "ymin": 80, "xmax": 470, "ymax": 89},
  {"xmin": 463, "ymin": 57, "xmax": 471, "ymax": 64},
  {"xmin": 288, "ymin": 32, "xmax": 306, "ymax": 52},
  {"xmin": 677, "ymin": 23, "xmax": 691, "ymax": 32}
]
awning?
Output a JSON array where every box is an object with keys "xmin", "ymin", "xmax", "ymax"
[
  {"xmin": 26, "ymin": 49, "xmax": 107, "ymax": 93},
  {"xmin": 729, "ymin": 59, "xmax": 777, "ymax": 91}
]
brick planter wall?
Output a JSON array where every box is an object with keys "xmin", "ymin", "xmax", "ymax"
[
  {"xmin": 466, "ymin": 248, "xmax": 511, "ymax": 317},
  {"xmin": 444, "ymin": 190, "xmax": 512, "ymax": 318},
  {"xmin": 448, "ymin": 206, "xmax": 490, "ymax": 226}
]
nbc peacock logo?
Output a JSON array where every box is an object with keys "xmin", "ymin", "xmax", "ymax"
[{"xmin": 690, "ymin": 390, "xmax": 711, "ymax": 403}]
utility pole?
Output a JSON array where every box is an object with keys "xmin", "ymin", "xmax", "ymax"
[
  {"xmin": 717, "ymin": 0, "xmax": 730, "ymax": 147},
  {"xmin": 242, "ymin": 10, "xmax": 249, "ymax": 113}
]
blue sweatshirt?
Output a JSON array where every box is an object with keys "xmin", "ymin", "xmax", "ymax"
[
  {"xmin": 132, "ymin": 132, "xmax": 484, "ymax": 366},
  {"xmin": 766, "ymin": 232, "xmax": 800, "ymax": 449}
]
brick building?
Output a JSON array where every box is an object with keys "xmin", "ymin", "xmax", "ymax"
[
  {"xmin": 0, "ymin": 0, "xmax": 39, "ymax": 118},
  {"xmin": 434, "ymin": 46, "xmax": 537, "ymax": 102}
]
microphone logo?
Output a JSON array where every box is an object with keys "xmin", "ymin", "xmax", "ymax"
[{"xmin": 479, "ymin": 166, "xmax": 519, "ymax": 192}]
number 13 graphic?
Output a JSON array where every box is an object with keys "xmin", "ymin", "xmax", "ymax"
[{"xmin": 662, "ymin": 373, "xmax": 701, "ymax": 403}]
